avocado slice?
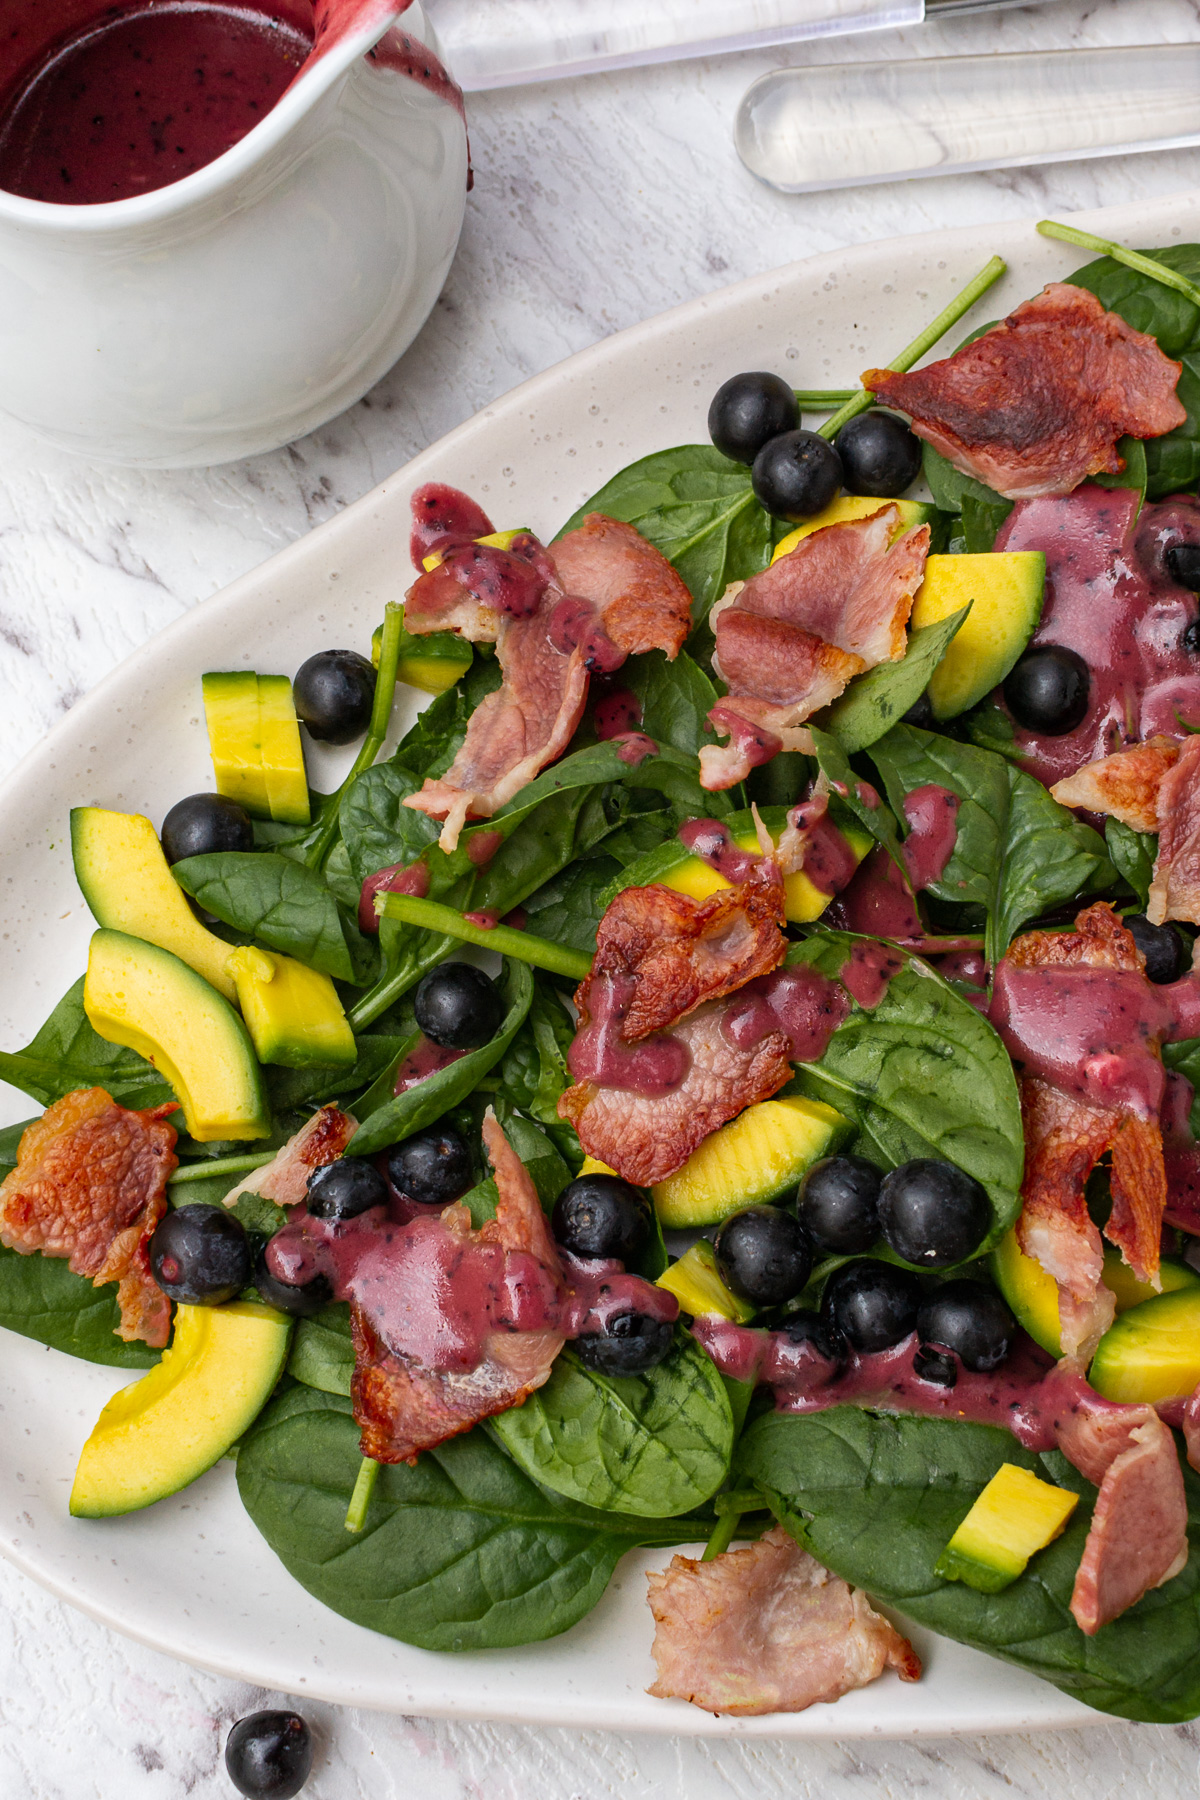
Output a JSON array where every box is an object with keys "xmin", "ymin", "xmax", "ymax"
[
  {"xmin": 227, "ymin": 945, "xmax": 357, "ymax": 1069},
  {"xmin": 652, "ymin": 1094, "xmax": 851, "ymax": 1230},
  {"xmin": 992, "ymin": 1226, "xmax": 1200, "ymax": 1359},
  {"xmin": 71, "ymin": 807, "xmax": 237, "ymax": 1003},
  {"xmin": 84, "ymin": 929, "xmax": 270, "ymax": 1141},
  {"xmin": 934, "ymin": 1462, "xmax": 1079, "ymax": 1593},
  {"xmin": 1090, "ymin": 1286, "xmax": 1200, "ymax": 1405},
  {"xmin": 70, "ymin": 1300, "xmax": 292, "ymax": 1516},
  {"xmin": 772, "ymin": 496, "xmax": 937, "ymax": 562},
  {"xmin": 201, "ymin": 672, "xmax": 310, "ymax": 826},
  {"xmin": 657, "ymin": 1239, "xmax": 755, "ymax": 1323},
  {"xmin": 910, "ymin": 552, "xmax": 1045, "ymax": 720},
  {"xmin": 372, "ymin": 622, "xmax": 473, "ymax": 696}
]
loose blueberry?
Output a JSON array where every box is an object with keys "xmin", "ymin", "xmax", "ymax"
[
  {"xmin": 751, "ymin": 429, "xmax": 843, "ymax": 521},
  {"xmin": 901, "ymin": 690, "xmax": 935, "ymax": 729},
  {"xmin": 253, "ymin": 1242, "xmax": 332, "ymax": 1317},
  {"xmin": 708, "ymin": 371, "xmax": 800, "ymax": 466},
  {"xmin": 820, "ymin": 1258, "xmax": 921, "ymax": 1353},
  {"xmin": 916, "ymin": 1278, "xmax": 1015, "ymax": 1372},
  {"xmin": 305, "ymin": 1157, "xmax": 389, "ymax": 1223},
  {"xmin": 574, "ymin": 1311, "xmax": 674, "ymax": 1375},
  {"xmin": 293, "ymin": 648, "xmax": 376, "ymax": 745},
  {"xmin": 414, "ymin": 963, "xmax": 504, "ymax": 1050},
  {"xmin": 834, "ymin": 411, "xmax": 922, "ymax": 497},
  {"xmin": 149, "ymin": 1204, "xmax": 252, "ymax": 1304},
  {"xmin": 225, "ymin": 1710, "xmax": 313, "ymax": 1799},
  {"xmin": 1126, "ymin": 913, "xmax": 1187, "ymax": 984},
  {"xmin": 1166, "ymin": 542, "xmax": 1200, "ymax": 591},
  {"xmin": 777, "ymin": 1307, "xmax": 844, "ymax": 1363},
  {"xmin": 797, "ymin": 1155, "xmax": 882, "ymax": 1254},
  {"xmin": 714, "ymin": 1205, "xmax": 812, "ymax": 1307},
  {"xmin": 387, "ymin": 1127, "xmax": 473, "ymax": 1207},
  {"xmin": 912, "ymin": 1343, "xmax": 958, "ymax": 1387},
  {"xmin": 1003, "ymin": 646, "xmax": 1089, "ymax": 735},
  {"xmin": 878, "ymin": 1159, "xmax": 990, "ymax": 1268},
  {"xmin": 160, "ymin": 793, "xmax": 253, "ymax": 865},
  {"xmin": 552, "ymin": 1175, "xmax": 651, "ymax": 1262}
]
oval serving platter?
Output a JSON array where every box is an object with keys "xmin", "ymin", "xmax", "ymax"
[{"xmin": 5, "ymin": 191, "xmax": 1200, "ymax": 1736}]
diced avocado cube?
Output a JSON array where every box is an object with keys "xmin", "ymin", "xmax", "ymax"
[
  {"xmin": 652, "ymin": 1094, "xmax": 851, "ymax": 1229},
  {"xmin": 256, "ymin": 675, "xmax": 310, "ymax": 827},
  {"xmin": 772, "ymin": 497, "xmax": 937, "ymax": 561},
  {"xmin": 935, "ymin": 1462, "xmax": 1079, "ymax": 1593},
  {"xmin": 657, "ymin": 1239, "xmax": 756, "ymax": 1323},
  {"xmin": 910, "ymin": 552, "xmax": 1045, "ymax": 720},
  {"xmin": 227, "ymin": 945, "xmax": 357, "ymax": 1069},
  {"xmin": 1090, "ymin": 1286, "xmax": 1200, "ymax": 1406}
]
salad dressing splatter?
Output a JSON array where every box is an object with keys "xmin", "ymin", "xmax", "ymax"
[
  {"xmin": 899, "ymin": 785, "xmax": 959, "ymax": 890},
  {"xmin": 721, "ymin": 966, "xmax": 850, "ymax": 1061},
  {"xmin": 358, "ymin": 858, "xmax": 428, "ymax": 933},
  {"xmin": 392, "ymin": 1036, "xmax": 464, "ymax": 1092},
  {"xmin": 568, "ymin": 974, "xmax": 692, "ymax": 1096},
  {"xmin": 593, "ymin": 686, "xmax": 643, "ymax": 740},
  {"xmin": 677, "ymin": 818, "xmax": 761, "ymax": 886}
]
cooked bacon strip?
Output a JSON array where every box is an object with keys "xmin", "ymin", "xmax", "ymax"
[
  {"xmin": 0, "ymin": 1087, "xmax": 178, "ymax": 1348},
  {"xmin": 576, "ymin": 861, "xmax": 786, "ymax": 1045},
  {"xmin": 551, "ymin": 513, "xmax": 692, "ymax": 659},
  {"xmin": 352, "ymin": 1110, "xmax": 565, "ymax": 1464},
  {"xmin": 1051, "ymin": 737, "xmax": 1180, "ymax": 834},
  {"xmin": 863, "ymin": 284, "xmax": 1186, "ymax": 500},
  {"xmin": 1184, "ymin": 1383, "xmax": 1200, "ymax": 1474},
  {"xmin": 1148, "ymin": 733, "xmax": 1200, "ymax": 927},
  {"xmin": 700, "ymin": 507, "xmax": 929, "ymax": 790},
  {"xmin": 221, "ymin": 1106, "xmax": 357, "ymax": 1210},
  {"xmin": 647, "ymin": 1525, "xmax": 920, "ymax": 1716}
]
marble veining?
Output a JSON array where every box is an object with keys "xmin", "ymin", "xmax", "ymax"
[{"xmin": 5, "ymin": 0, "xmax": 1200, "ymax": 1790}]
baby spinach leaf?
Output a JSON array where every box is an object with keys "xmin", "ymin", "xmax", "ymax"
[
  {"xmin": 236, "ymin": 1383, "xmax": 694, "ymax": 1651},
  {"xmin": 623, "ymin": 648, "xmax": 719, "ymax": 756},
  {"xmin": 960, "ymin": 491, "xmax": 1015, "ymax": 553},
  {"xmin": 1105, "ymin": 818, "xmax": 1157, "ymax": 910},
  {"xmin": 869, "ymin": 724, "xmax": 1114, "ymax": 962},
  {"xmin": 737, "ymin": 1406, "xmax": 1200, "ymax": 1724},
  {"xmin": 1164, "ymin": 1037, "xmax": 1200, "ymax": 1138},
  {"xmin": 922, "ymin": 441, "xmax": 1013, "ymax": 524},
  {"xmin": 288, "ymin": 1302, "xmax": 353, "ymax": 1397},
  {"xmin": 0, "ymin": 978, "xmax": 172, "ymax": 1112},
  {"xmin": 497, "ymin": 981, "xmax": 576, "ymax": 1126},
  {"xmin": 819, "ymin": 610, "xmax": 969, "ymax": 755},
  {"xmin": 263, "ymin": 1034, "xmax": 412, "ymax": 1115},
  {"xmin": 491, "ymin": 1330, "xmax": 733, "ymax": 1518},
  {"xmin": 0, "ymin": 1244, "xmax": 159, "ymax": 1368},
  {"xmin": 557, "ymin": 445, "xmax": 772, "ymax": 622},
  {"xmin": 787, "ymin": 935, "xmax": 1023, "ymax": 1249},
  {"xmin": 520, "ymin": 857, "xmax": 621, "ymax": 957},
  {"xmin": 172, "ymin": 853, "xmax": 354, "ymax": 982},
  {"xmin": 809, "ymin": 729, "xmax": 905, "ymax": 869},
  {"xmin": 1094, "ymin": 435, "xmax": 1148, "ymax": 501},
  {"xmin": 339, "ymin": 762, "xmax": 440, "ymax": 889},
  {"xmin": 348, "ymin": 962, "xmax": 533, "ymax": 1155}
]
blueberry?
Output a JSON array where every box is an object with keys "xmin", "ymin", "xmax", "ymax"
[
  {"xmin": 293, "ymin": 649, "xmax": 376, "ymax": 745},
  {"xmin": 387, "ymin": 1127, "xmax": 473, "ymax": 1207},
  {"xmin": 820, "ymin": 1258, "xmax": 921, "ymax": 1353},
  {"xmin": 253, "ymin": 1242, "xmax": 332, "ymax": 1317},
  {"xmin": 160, "ymin": 793, "xmax": 253, "ymax": 865},
  {"xmin": 551, "ymin": 1175, "xmax": 651, "ymax": 1262},
  {"xmin": 1003, "ymin": 646, "xmax": 1089, "ymax": 735},
  {"xmin": 751, "ymin": 430, "xmax": 843, "ymax": 521},
  {"xmin": 714, "ymin": 1206, "xmax": 812, "ymax": 1307},
  {"xmin": 797, "ymin": 1155, "xmax": 882, "ymax": 1254},
  {"xmin": 834, "ymin": 411, "xmax": 922, "ymax": 497},
  {"xmin": 708, "ymin": 372, "xmax": 801, "ymax": 466},
  {"xmin": 1182, "ymin": 617, "xmax": 1200, "ymax": 655},
  {"xmin": 878, "ymin": 1159, "xmax": 990, "ymax": 1268},
  {"xmin": 414, "ymin": 963, "xmax": 503, "ymax": 1050},
  {"xmin": 574, "ymin": 1311, "xmax": 674, "ymax": 1375},
  {"xmin": 1166, "ymin": 542, "xmax": 1200, "ymax": 591},
  {"xmin": 225, "ymin": 1709, "xmax": 312, "ymax": 1799},
  {"xmin": 305, "ymin": 1157, "xmax": 388, "ymax": 1223},
  {"xmin": 1126, "ymin": 913, "xmax": 1187, "ymax": 984},
  {"xmin": 912, "ymin": 1343, "xmax": 958, "ymax": 1387},
  {"xmin": 777, "ymin": 1307, "xmax": 844, "ymax": 1362},
  {"xmin": 901, "ymin": 690, "xmax": 935, "ymax": 729},
  {"xmin": 149, "ymin": 1204, "xmax": 252, "ymax": 1304},
  {"xmin": 917, "ymin": 1278, "xmax": 1015, "ymax": 1372}
]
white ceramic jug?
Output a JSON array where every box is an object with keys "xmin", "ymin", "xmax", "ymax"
[{"xmin": 0, "ymin": 0, "xmax": 468, "ymax": 467}]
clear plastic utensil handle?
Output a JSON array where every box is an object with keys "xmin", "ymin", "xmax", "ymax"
[{"xmin": 736, "ymin": 43, "xmax": 1200, "ymax": 193}]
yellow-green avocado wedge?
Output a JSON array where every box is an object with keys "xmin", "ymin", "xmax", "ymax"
[
  {"xmin": 202, "ymin": 670, "xmax": 310, "ymax": 826},
  {"xmin": 935, "ymin": 1462, "xmax": 1079, "ymax": 1593},
  {"xmin": 991, "ymin": 1226, "xmax": 1200, "ymax": 1358},
  {"xmin": 71, "ymin": 807, "xmax": 237, "ymax": 1002},
  {"xmin": 910, "ymin": 552, "xmax": 1045, "ymax": 720},
  {"xmin": 771, "ymin": 495, "xmax": 936, "ymax": 559},
  {"xmin": 84, "ymin": 929, "xmax": 270, "ymax": 1141},
  {"xmin": 70, "ymin": 1301, "xmax": 292, "ymax": 1517},
  {"xmin": 652, "ymin": 1094, "xmax": 850, "ymax": 1229},
  {"xmin": 1090, "ymin": 1286, "xmax": 1200, "ymax": 1405},
  {"xmin": 227, "ymin": 944, "xmax": 356, "ymax": 1069}
]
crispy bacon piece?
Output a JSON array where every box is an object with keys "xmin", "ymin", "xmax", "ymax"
[
  {"xmin": 700, "ymin": 507, "xmax": 929, "ymax": 790},
  {"xmin": 863, "ymin": 284, "xmax": 1186, "ymax": 500},
  {"xmin": 560, "ymin": 999, "xmax": 792, "ymax": 1186},
  {"xmin": 221, "ymin": 1106, "xmax": 356, "ymax": 1210},
  {"xmin": 1184, "ymin": 1384, "xmax": 1200, "ymax": 1474},
  {"xmin": 646, "ymin": 1525, "xmax": 920, "ymax": 1716},
  {"xmin": 352, "ymin": 1111, "xmax": 565, "ymax": 1464},
  {"xmin": 551, "ymin": 513, "xmax": 692, "ymax": 659},
  {"xmin": 1050, "ymin": 737, "xmax": 1180, "ymax": 834},
  {"xmin": 1148, "ymin": 733, "xmax": 1200, "ymax": 927},
  {"xmin": 0, "ymin": 1087, "xmax": 178, "ymax": 1348}
]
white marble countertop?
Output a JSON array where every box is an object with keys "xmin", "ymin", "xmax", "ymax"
[{"xmin": 5, "ymin": 0, "xmax": 1200, "ymax": 1791}]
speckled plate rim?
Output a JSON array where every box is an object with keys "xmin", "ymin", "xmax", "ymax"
[{"xmin": 3, "ymin": 190, "xmax": 1199, "ymax": 1737}]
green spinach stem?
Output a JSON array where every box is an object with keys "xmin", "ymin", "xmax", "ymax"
[
  {"xmin": 374, "ymin": 894, "xmax": 592, "ymax": 980},
  {"xmin": 1037, "ymin": 219, "xmax": 1200, "ymax": 309},
  {"xmin": 345, "ymin": 1456, "xmax": 379, "ymax": 1533},
  {"xmin": 794, "ymin": 389, "xmax": 857, "ymax": 406},
  {"xmin": 817, "ymin": 254, "xmax": 1007, "ymax": 442},
  {"xmin": 701, "ymin": 1509, "xmax": 743, "ymax": 1560},
  {"xmin": 305, "ymin": 602, "xmax": 405, "ymax": 873},
  {"xmin": 168, "ymin": 1151, "xmax": 275, "ymax": 1185}
]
